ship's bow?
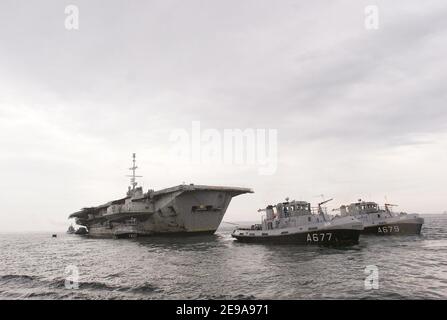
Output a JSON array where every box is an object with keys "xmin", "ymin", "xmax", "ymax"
[
  {"xmin": 174, "ymin": 185, "xmax": 253, "ymax": 234},
  {"xmin": 140, "ymin": 184, "xmax": 253, "ymax": 235}
]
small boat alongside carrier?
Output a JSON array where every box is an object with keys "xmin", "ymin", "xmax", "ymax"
[
  {"xmin": 66, "ymin": 225, "xmax": 75, "ymax": 234},
  {"xmin": 232, "ymin": 198, "xmax": 363, "ymax": 245}
]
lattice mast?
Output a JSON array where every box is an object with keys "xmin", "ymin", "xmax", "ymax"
[{"xmin": 127, "ymin": 153, "xmax": 142, "ymax": 190}]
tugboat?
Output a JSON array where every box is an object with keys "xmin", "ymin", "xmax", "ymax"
[
  {"xmin": 232, "ymin": 198, "xmax": 363, "ymax": 245},
  {"xmin": 337, "ymin": 200, "xmax": 424, "ymax": 235}
]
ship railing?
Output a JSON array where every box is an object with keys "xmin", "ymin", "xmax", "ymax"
[{"xmin": 237, "ymin": 224, "xmax": 262, "ymax": 231}]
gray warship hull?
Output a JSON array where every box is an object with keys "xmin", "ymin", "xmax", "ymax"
[{"xmin": 70, "ymin": 184, "xmax": 252, "ymax": 238}]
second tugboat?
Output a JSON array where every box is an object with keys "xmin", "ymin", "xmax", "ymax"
[
  {"xmin": 232, "ymin": 198, "xmax": 363, "ymax": 245},
  {"xmin": 337, "ymin": 200, "xmax": 424, "ymax": 235}
]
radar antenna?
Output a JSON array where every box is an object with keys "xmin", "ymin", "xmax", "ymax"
[{"xmin": 126, "ymin": 153, "xmax": 143, "ymax": 190}]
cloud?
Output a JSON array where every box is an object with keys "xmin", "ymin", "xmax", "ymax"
[{"xmin": 1, "ymin": 0, "xmax": 447, "ymax": 230}]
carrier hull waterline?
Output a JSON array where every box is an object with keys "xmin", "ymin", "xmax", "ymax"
[{"xmin": 68, "ymin": 154, "xmax": 253, "ymax": 238}]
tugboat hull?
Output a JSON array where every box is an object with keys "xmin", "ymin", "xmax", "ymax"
[
  {"xmin": 363, "ymin": 221, "xmax": 423, "ymax": 235},
  {"xmin": 232, "ymin": 229, "xmax": 361, "ymax": 246}
]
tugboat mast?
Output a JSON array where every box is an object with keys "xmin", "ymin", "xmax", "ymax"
[{"xmin": 127, "ymin": 153, "xmax": 142, "ymax": 190}]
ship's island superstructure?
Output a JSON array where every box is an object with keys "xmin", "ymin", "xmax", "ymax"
[{"xmin": 69, "ymin": 154, "xmax": 253, "ymax": 238}]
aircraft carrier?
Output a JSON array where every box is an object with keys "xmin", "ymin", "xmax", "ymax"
[{"xmin": 69, "ymin": 154, "xmax": 253, "ymax": 238}]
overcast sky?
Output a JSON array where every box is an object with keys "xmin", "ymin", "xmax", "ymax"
[{"xmin": 1, "ymin": 0, "xmax": 447, "ymax": 231}]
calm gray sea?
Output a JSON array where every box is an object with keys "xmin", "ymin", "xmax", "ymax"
[{"xmin": 1, "ymin": 214, "xmax": 446, "ymax": 299}]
